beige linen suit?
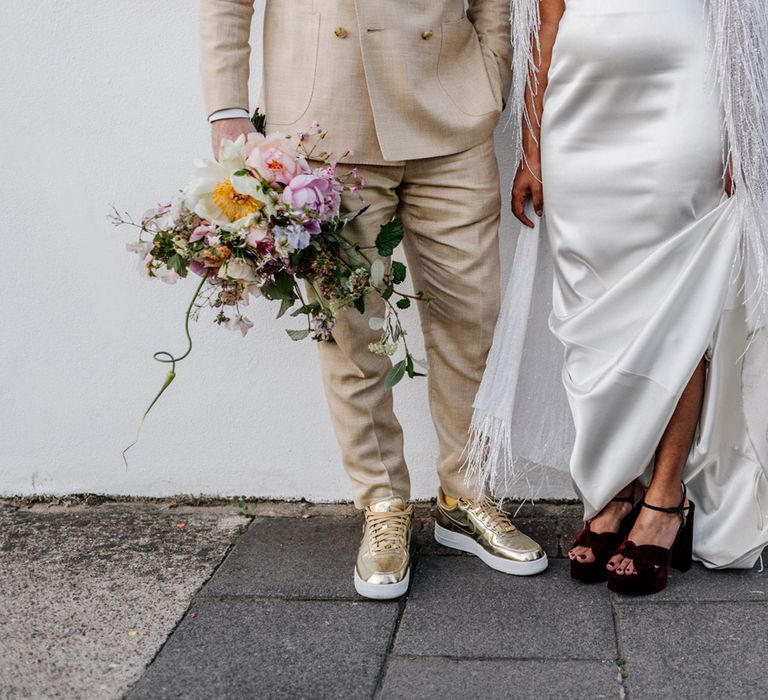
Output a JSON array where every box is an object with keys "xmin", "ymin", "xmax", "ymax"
[{"xmin": 200, "ymin": 0, "xmax": 511, "ymax": 506}]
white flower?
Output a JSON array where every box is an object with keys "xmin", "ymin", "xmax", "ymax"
[
  {"xmin": 218, "ymin": 258, "xmax": 258, "ymax": 284},
  {"xmin": 239, "ymin": 283, "xmax": 262, "ymax": 305},
  {"xmin": 226, "ymin": 314, "xmax": 254, "ymax": 336},
  {"xmin": 184, "ymin": 136, "xmax": 273, "ymax": 231},
  {"xmin": 155, "ymin": 195, "xmax": 185, "ymax": 230},
  {"xmin": 273, "ymin": 234, "xmax": 294, "ymax": 258},
  {"xmin": 126, "ymin": 242, "xmax": 150, "ymax": 259},
  {"xmin": 153, "ymin": 265, "xmax": 180, "ymax": 285}
]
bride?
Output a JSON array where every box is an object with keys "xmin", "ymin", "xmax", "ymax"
[{"xmin": 469, "ymin": 0, "xmax": 768, "ymax": 595}]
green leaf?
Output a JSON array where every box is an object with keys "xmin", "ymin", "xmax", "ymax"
[
  {"xmin": 354, "ymin": 297, "xmax": 366, "ymax": 314},
  {"xmin": 384, "ymin": 360, "xmax": 406, "ymax": 389},
  {"xmin": 232, "ymin": 169, "xmax": 248, "ymax": 177},
  {"xmin": 396, "ymin": 298, "xmax": 411, "ymax": 310},
  {"xmin": 381, "ymin": 286, "xmax": 394, "ymax": 301},
  {"xmin": 346, "ymin": 248, "xmax": 366, "ymax": 267},
  {"xmin": 167, "ymin": 254, "xmax": 188, "ymax": 278},
  {"xmin": 262, "ymin": 272, "xmax": 295, "ymax": 301},
  {"xmin": 251, "ymin": 108, "xmax": 267, "ymax": 135},
  {"xmin": 291, "ymin": 303, "xmax": 318, "ymax": 317},
  {"xmin": 391, "ymin": 261, "xmax": 407, "ymax": 285},
  {"xmin": 277, "ymin": 297, "xmax": 295, "ymax": 319},
  {"xmin": 375, "ymin": 218, "xmax": 404, "ymax": 257},
  {"xmin": 338, "ymin": 205, "xmax": 370, "ymax": 227},
  {"xmin": 286, "ymin": 328, "xmax": 310, "ymax": 341},
  {"xmin": 403, "ymin": 354, "xmax": 426, "ymax": 378},
  {"xmin": 370, "ymin": 259, "xmax": 385, "ymax": 287}
]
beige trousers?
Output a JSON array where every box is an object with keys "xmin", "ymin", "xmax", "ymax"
[{"xmin": 318, "ymin": 137, "xmax": 502, "ymax": 507}]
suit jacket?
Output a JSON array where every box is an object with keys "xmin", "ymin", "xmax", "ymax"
[{"xmin": 200, "ymin": 0, "xmax": 512, "ymax": 164}]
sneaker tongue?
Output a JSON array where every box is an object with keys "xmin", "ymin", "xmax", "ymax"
[{"xmin": 370, "ymin": 497, "xmax": 406, "ymax": 513}]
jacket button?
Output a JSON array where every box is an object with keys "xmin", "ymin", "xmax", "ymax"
[
  {"xmin": 421, "ymin": 29, "xmax": 434, "ymax": 40},
  {"xmin": 334, "ymin": 26, "xmax": 349, "ymax": 39}
]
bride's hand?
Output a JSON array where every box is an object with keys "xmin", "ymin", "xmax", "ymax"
[{"xmin": 511, "ymin": 159, "xmax": 543, "ymax": 229}]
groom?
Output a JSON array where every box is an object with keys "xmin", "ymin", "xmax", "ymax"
[{"xmin": 200, "ymin": 0, "xmax": 547, "ymax": 598}]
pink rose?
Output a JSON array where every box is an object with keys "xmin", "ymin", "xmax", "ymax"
[
  {"xmin": 246, "ymin": 132, "xmax": 303, "ymax": 185},
  {"xmin": 282, "ymin": 171, "xmax": 341, "ymax": 222}
]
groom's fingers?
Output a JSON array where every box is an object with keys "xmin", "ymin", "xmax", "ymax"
[{"xmin": 512, "ymin": 188, "xmax": 535, "ymax": 228}]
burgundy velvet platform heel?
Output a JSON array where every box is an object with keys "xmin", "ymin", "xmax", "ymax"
[
  {"xmin": 570, "ymin": 484, "xmax": 641, "ymax": 583},
  {"xmin": 607, "ymin": 483, "xmax": 694, "ymax": 596}
]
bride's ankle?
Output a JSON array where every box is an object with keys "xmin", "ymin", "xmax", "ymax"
[{"xmin": 644, "ymin": 481, "xmax": 685, "ymax": 508}]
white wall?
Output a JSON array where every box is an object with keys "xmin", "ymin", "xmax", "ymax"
[{"xmin": 0, "ymin": 0, "xmax": 573, "ymax": 500}]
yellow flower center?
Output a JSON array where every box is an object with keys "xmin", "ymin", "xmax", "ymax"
[{"xmin": 212, "ymin": 180, "xmax": 263, "ymax": 221}]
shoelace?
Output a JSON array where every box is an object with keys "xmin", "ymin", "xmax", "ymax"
[
  {"xmin": 366, "ymin": 506, "xmax": 413, "ymax": 553},
  {"xmin": 466, "ymin": 499, "xmax": 516, "ymax": 534}
]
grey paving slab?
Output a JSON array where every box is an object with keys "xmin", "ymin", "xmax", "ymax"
[
  {"xmin": 395, "ymin": 558, "xmax": 617, "ymax": 660},
  {"xmin": 0, "ymin": 504, "xmax": 248, "ymax": 700},
  {"xmin": 200, "ymin": 515, "xmax": 362, "ymax": 599},
  {"xmin": 380, "ymin": 657, "xmax": 621, "ymax": 699},
  {"xmin": 617, "ymin": 601, "xmax": 768, "ymax": 698},
  {"xmin": 127, "ymin": 598, "xmax": 399, "ymax": 700},
  {"xmin": 611, "ymin": 561, "xmax": 768, "ymax": 603}
]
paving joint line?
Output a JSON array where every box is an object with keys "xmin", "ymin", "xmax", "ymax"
[
  {"xmin": 609, "ymin": 591, "xmax": 630, "ymax": 700},
  {"xmin": 192, "ymin": 594, "xmax": 389, "ymax": 604},
  {"xmin": 370, "ymin": 519, "xmax": 429, "ymax": 699},
  {"xmin": 389, "ymin": 653, "xmax": 618, "ymax": 663},
  {"xmin": 123, "ymin": 513, "xmax": 256, "ymax": 697}
]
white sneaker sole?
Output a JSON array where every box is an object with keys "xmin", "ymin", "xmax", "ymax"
[
  {"xmin": 354, "ymin": 567, "xmax": 410, "ymax": 600},
  {"xmin": 434, "ymin": 523, "xmax": 549, "ymax": 576}
]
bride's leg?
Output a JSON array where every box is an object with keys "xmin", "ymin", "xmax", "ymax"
[{"xmin": 609, "ymin": 358, "xmax": 706, "ymax": 574}]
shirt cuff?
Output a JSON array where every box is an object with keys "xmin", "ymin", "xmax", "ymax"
[{"xmin": 208, "ymin": 108, "xmax": 250, "ymax": 123}]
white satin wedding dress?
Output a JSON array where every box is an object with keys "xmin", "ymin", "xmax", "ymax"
[{"xmin": 471, "ymin": 0, "xmax": 768, "ymax": 569}]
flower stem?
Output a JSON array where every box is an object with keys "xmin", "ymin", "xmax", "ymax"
[{"xmin": 122, "ymin": 272, "xmax": 209, "ymax": 466}]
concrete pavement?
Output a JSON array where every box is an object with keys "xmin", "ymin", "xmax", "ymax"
[{"xmin": 1, "ymin": 499, "xmax": 766, "ymax": 699}]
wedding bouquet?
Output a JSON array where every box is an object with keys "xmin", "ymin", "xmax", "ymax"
[{"xmin": 112, "ymin": 120, "xmax": 425, "ymax": 435}]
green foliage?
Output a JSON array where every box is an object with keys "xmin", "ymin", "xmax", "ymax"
[
  {"xmin": 167, "ymin": 254, "xmax": 188, "ymax": 278},
  {"xmin": 396, "ymin": 298, "xmax": 410, "ymax": 310},
  {"xmin": 391, "ymin": 261, "xmax": 407, "ymax": 285},
  {"xmin": 291, "ymin": 303, "xmax": 320, "ymax": 317},
  {"xmin": 384, "ymin": 359, "xmax": 406, "ymax": 389},
  {"xmin": 262, "ymin": 272, "xmax": 295, "ymax": 301},
  {"xmin": 277, "ymin": 297, "xmax": 295, "ymax": 319},
  {"xmin": 370, "ymin": 259, "xmax": 385, "ymax": 287},
  {"xmin": 286, "ymin": 328, "xmax": 310, "ymax": 341},
  {"xmin": 251, "ymin": 108, "xmax": 267, "ymax": 135},
  {"xmin": 375, "ymin": 218, "xmax": 404, "ymax": 257}
]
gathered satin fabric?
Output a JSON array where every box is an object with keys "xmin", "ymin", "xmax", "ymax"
[{"xmin": 539, "ymin": 0, "xmax": 768, "ymax": 569}]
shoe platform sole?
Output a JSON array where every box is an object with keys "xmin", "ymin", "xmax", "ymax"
[
  {"xmin": 434, "ymin": 523, "xmax": 548, "ymax": 576},
  {"xmin": 354, "ymin": 567, "xmax": 410, "ymax": 600}
]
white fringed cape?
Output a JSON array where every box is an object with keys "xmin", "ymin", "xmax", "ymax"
[{"xmin": 465, "ymin": 0, "xmax": 768, "ymax": 499}]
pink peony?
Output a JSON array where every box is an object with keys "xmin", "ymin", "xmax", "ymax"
[
  {"xmin": 282, "ymin": 171, "xmax": 341, "ymax": 222},
  {"xmin": 246, "ymin": 132, "xmax": 303, "ymax": 185}
]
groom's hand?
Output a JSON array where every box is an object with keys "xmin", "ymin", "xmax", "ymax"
[{"xmin": 211, "ymin": 118, "xmax": 258, "ymax": 160}]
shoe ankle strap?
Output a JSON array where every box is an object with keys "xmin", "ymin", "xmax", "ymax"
[{"xmin": 640, "ymin": 483, "xmax": 690, "ymax": 525}]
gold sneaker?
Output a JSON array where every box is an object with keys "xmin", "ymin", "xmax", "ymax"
[
  {"xmin": 354, "ymin": 497, "xmax": 413, "ymax": 600},
  {"xmin": 435, "ymin": 489, "xmax": 548, "ymax": 575}
]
